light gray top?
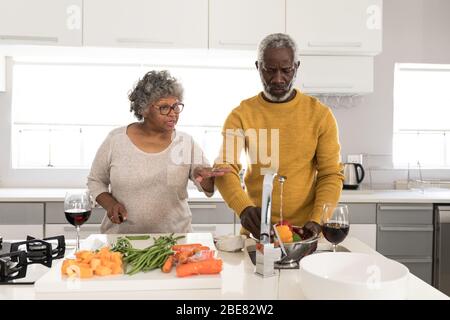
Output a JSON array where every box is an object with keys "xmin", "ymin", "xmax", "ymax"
[{"xmin": 87, "ymin": 126, "xmax": 213, "ymax": 234}]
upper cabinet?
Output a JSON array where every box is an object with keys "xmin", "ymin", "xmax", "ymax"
[
  {"xmin": 0, "ymin": 0, "xmax": 82, "ymax": 46},
  {"xmin": 83, "ymin": 0, "xmax": 208, "ymax": 48},
  {"xmin": 209, "ymin": 0, "xmax": 285, "ymax": 50},
  {"xmin": 287, "ymin": 0, "xmax": 382, "ymax": 55},
  {"xmin": 297, "ymin": 56, "xmax": 374, "ymax": 94}
]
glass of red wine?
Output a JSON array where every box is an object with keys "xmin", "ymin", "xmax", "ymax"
[
  {"xmin": 64, "ymin": 190, "xmax": 92, "ymax": 252},
  {"xmin": 321, "ymin": 203, "xmax": 350, "ymax": 252}
]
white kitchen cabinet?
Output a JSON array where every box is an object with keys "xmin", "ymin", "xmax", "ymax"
[
  {"xmin": 348, "ymin": 224, "xmax": 376, "ymax": 249},
  {"xmin": 0, "ymin": 0, "xmax": 82, "ymax": 46},
  {"xmin": 209, "ymin": 0, "xmax": 285, "ymax": 50},
  {"xmin": 0, "ymin": 56, "xmax": 5, "ymax": 92},
  {"xmin": 296, "ymin": 55, "xmax": 374, "ymax": 94},
  {"xmin": 83, "ymin": 0, "xmax": 208, "ymax": 48},
  {"xmin": 287, "ymin": 0, "xmax": 382, "ymax": 55}
]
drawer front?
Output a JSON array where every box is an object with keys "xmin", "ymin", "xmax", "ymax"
[
  {"xmin": 45, "ymin": 202, "xmax": 105, "ymax": 224},
  {"xmin": 0, "ymin": 225, "xmax": 43, "ymax": 240},
  {"xmin": 377, "ymin": 225, "xmax": 433, "ymax": 256},
  {"xmin": 377, "ymin": 204, "xmax": 433, "ymax": 225},
  {"xmin": 190, "ymin": 202, "xmax": 234, "ymax": 224},
  {"xmin": 0, "ymin": 203, "xmax": 44, "ymax": 224},
  {"xmin": 191, "ymin": 224, "xmax": 234, "ymax": 237},
  {"xmin": 45, "ymin": 224, "xmax": 101, "ymax": 240},
  {"xmin": 387, "ymin": 256, "xmax": 433, "ymax": 284},
  {"xmin": 341, "ymin": 203, "xmax": 376, "ymax": 224}
]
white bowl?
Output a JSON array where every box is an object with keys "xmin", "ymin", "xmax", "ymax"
[{"xmin": 299, "ymin": 252, "xmax": 409, "ymax": 300}]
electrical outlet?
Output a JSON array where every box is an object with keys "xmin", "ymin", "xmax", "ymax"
[{"xmin": 347, "ymin": 154, "xmax": 363, "ymax": 164}]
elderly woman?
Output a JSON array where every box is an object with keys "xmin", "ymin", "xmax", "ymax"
[{"xmin": 87, "ymin": 70, "xmax": 229, "ymax": 234}]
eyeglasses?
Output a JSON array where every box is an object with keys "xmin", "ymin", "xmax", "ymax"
[
  {"xmin": 260, "ymin": 63, "xmax": 298, "ymax": 77},
  {"xmin": 153, "ymin": 102, "xmax": 184, "ymax": 115}
]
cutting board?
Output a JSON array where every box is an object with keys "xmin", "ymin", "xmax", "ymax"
[{"xmin": 34, "ymin": 233, "xmax": 222, "ymax": 293}]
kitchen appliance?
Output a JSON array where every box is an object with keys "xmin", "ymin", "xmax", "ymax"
[
  {"xmin": 0, "ymin": 235, "xmax": 65, "ymax": 284},
  {"xmin": 433, "ymin": 206, "xmax": 450, "ymax": 295},
  {"xmin": 343, "ymin": 163, "xmax": 365, "ymax": 190}
]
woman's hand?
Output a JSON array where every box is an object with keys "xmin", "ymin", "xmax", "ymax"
[
  {"xmin": 107, "ymin": 202, "xmax": 128, "ymax": 224},
  {"xmin": 193, "ymin": 166, "xmax": 232, "ymax": 183},
  {"xmin": 193, "ymin": 166, "xmax": 232, "ymax": 193}
]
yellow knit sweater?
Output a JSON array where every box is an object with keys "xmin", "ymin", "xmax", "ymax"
[{"xmin": 214, "ymin": 89, "xmax": 344, "ymax": 230}]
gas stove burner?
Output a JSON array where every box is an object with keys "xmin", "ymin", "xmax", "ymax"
[
  {"xmin": 0, "ymin": 235, "xmax": 66, "ymax": 283},
  {"xmin": 0, "ymin": 250, "xmax": 28, "ymax": 283}
]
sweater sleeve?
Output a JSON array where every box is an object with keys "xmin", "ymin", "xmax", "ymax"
[
  {"xmin": 189, "ymin": 136, "xmax": 214, "ymax": 197},
  {"xmin": 311, "ymin": 108, "xmax": 344, "ymax": 223},
  {"xmin": 86, "ymin": 132, "xmax": 113, "ymax": 202},
  {"xmin": 213, "ymin": 111, "xmax": 255, "ymax": 216}
]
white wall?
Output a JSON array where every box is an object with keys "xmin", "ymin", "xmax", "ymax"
[{"xmin": 332, "ymin": 0, "xmax": 450, "ymax": 187}]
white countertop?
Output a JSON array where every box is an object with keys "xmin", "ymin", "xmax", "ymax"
[
  {"xmin": 0, "ymin": 188, "xmax": 224, "ymax": 202},
  {"xmin": 1, "ymin": 187, "xmax": 450, "ymax": 203},
  {"xmin": 0, "ymin": 237, "xmax": 448, "ymax": 300}
]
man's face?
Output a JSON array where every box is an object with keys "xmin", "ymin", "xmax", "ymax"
[{"xmin": 257, "ymin": 47, "xmax": 299, "ymax": 102}]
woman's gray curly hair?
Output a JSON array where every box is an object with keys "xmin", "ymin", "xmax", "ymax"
[
  {"xmin": 129, "ymin": 70, "xmax": 184, "ymax": 120},
  {"xmin": 257, "ymin": 33, "xmax": 300, "ymax": 64}
]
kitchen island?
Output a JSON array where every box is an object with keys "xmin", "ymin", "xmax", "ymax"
[{"xmin": 0, "ymin": 237, "xmax": 448, "ymax": 300}]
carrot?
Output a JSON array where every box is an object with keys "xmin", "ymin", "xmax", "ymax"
[
  {"xmin": 176, "ymin": 258, "xmax": 223, "ymax": 277},
  {"xmin": 171, "ymin": 243, "xmax": 202, "ymax": 252},
  {"xmin": 161, "ymin": 255, "xmax": 174, "ymax": 273}
]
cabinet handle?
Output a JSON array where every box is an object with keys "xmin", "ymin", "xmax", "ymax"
[
  {"xmin": 302, "ymin": 84, "xmax": 354, "ymax": 89},
  {"xmin": 378, "ymin": 225, "xmax": 433, "ymax": 232},
  {"xmin": 189, "ymin": 204, "xmax": 217, "ymax": 209},
  {"xmin": 116, "ymin": 38, "xmax": 174, "ymax": 45},
  {"xmin": 307, "ymin": 41, "xmax": 362, "ymax": 48},
  {"xmin": 218, "ymin": 40, "xmax": 256, "ymax": 47},
  {"xmin": 390, "ymin": 257, "xmax": 432, "ymax": 264},
  {"xmin": 0, "ymin": 35, "xmax": 58, "ymax": 43},
  {"xmin": 378, "ymin": 205, "xmax": 432, "ymax": 211}
]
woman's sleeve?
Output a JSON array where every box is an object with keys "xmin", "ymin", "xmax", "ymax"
[
  {"xmin": 189, "ymin": 136, "xmax": 214, "ymax": 197},
  {"xmin": 87, "ymin": 133, "xmax": 113, "ymax": 202}
]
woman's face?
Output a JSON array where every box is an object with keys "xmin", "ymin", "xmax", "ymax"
[{"xmin": 143, "ymin": 96, "xmax": 181, "ymax": 132}]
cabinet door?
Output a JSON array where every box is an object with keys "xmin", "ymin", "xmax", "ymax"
[
  {"xmin": 0, "ymin": 0, "xmax": 82, "ymax": 46},
  {"xmin": 287, "ymin": 0, "xmax": 382, "ymax": 55},
  {"xmin": 0, "ymin": 203, "xmax": 44, "ymax": 239},
  {"xmin": 209, "ymin": 0, "xmax": 285, "ymax": 50},
  {"xmin": 189, "ymin": 202, "xmax": 234, "ymax": 224},
  {"xmin": 297, "ymin": 55, "xmax": 373, "ymax": 94},
  {"xmin": 83, "ymin": 0, "xmax": 208, "ymax": 48}
]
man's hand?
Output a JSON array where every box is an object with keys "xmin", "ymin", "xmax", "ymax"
[
  {"xmin": 303, "ymin": 221, "xmax": 322, "ymax": 236},
  {"xmin": 107, "ymin": 202, "xmax": 128, "ymax": 224},
  {"xmin": 240, "ymin": 206, "xmax": 262, "ymax": 239}
]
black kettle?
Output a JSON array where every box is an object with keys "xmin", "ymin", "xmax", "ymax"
[{"xmin": 343, "ymin": 163, "xmax": 365, "ymax": 190}]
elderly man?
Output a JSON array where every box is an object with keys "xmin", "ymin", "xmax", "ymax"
[{"xmin": 214, "ymin": 33, "xmax": 344, "ymax": 238}]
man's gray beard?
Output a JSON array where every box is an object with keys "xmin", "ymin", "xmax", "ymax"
[{"xmin": 259, "ymin": 72, "xmax": 297, "ymax": 103}]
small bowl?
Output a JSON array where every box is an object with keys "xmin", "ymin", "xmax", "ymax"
[{"xmin": 299, "ymin": 252, "xmax": 410, "ymax": 299}]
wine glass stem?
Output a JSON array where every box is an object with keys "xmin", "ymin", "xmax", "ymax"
[
  {"xmin": 333, "ymin": 244, "xmax": 337, "ymax": 252},
  {"xmin": 76, "ymin": 225, "xmax": 80, "ymax": 252}
]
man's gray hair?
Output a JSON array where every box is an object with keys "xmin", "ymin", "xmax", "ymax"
[
  {"xmin": 129, "ymin": 70, "xmax": 184, "ymax": 120},
  {"xmin": 257, "ymin": 33, "xmax": 299, "ymax": 64}
]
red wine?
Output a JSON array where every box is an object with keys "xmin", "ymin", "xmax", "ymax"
[
  {"xmin": 65, "ymin": 209, "xmax": 91, "ymax": 226},
  {"xmin": 322, "ymin": 223, "xmax": 349, "ymax": 244}
]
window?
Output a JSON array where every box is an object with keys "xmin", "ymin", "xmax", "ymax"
[
  {"xmin": 393, "ymin": 63, "xmax": 450, "ymax": 168},
  {"xmin": 11, "ymin": 58, "xmax": 260, "ymax": 168}
]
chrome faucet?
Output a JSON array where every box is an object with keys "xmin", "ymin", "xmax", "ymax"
[{"xmin": 255, "ymin": 172, "xmax": 282, "ymax": 277}]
